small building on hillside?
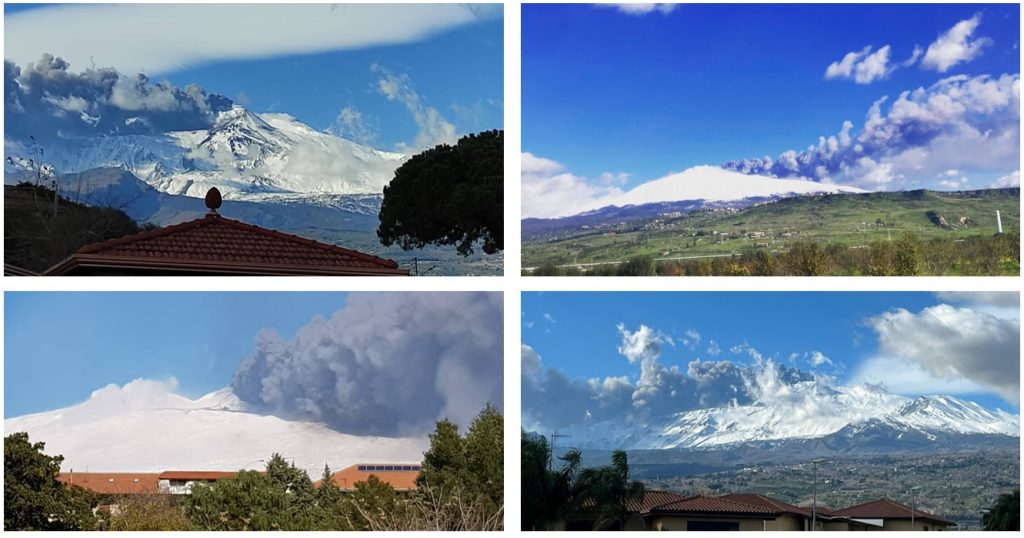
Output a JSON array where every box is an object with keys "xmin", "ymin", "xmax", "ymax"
[
  {"xmin": 157, "ymin": 471, "xmax": 241, "ymax": 495},
  {"xmin": 42, "ymin": 188, "xmax": 408, "ymax": 276},
  {"xmin": 315, "ymin": 463, "xmax": 421, "ymax": 491},
  {"xmin": 831, "ymin": 498, "xmax": 956, "ymax": 531}
]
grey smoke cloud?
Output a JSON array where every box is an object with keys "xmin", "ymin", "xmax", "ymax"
[
  {"xmin": 4, "ymin": 54, "xmax": 233, "ymax": 139},
  {"xmin": 232, "ymin": 292, "xmax": 503, "ymax": 437},
  {"xmin": 722, "ymin": 73, "xmax": 1020, "ymax": 189}
]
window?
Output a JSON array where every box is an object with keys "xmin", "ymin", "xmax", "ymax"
[{"xmin": 687, "ymin": 521, "xmax": 740, "ymax": 531}]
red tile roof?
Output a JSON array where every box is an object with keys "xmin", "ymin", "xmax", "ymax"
[
  {"xmin": 314, "ymin": 463, "xmax": 420, "ymax": 491},
  {"xmin": 44, "ymin": 213, "xmax": 408, "ymax": 276},
  {"xmin": 626, "ymin": 491, "xmax": 778, "ymax": 517},
  {"xmin": 721, "ymin": 493, "xmax": 818, "ymax": 518},
  {"xmin": 652, "ymin": 495, "xmax": 779, "ymax": 516},
  {"xmin": 625, "ymin": 490, "xmax": 692, "ymax": 513},
  {"xmin": 832, "ymin": 498, "xmax": 956, "ymax": 526},
  {"xmin": 157, "ymin": 471, "xmax": 240, "ymax": 481},
  {"xmin": 57, "ymin": 473, "xmax": 160, "ymax": 495}
]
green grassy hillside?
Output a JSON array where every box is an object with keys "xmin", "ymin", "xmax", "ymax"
[{"xmin": 522, "ymin": 188, "xmax": 1019, "ymax": 275}]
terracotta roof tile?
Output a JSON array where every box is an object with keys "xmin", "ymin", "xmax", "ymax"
[
  {"xmin": 652, "ymin": 495, "xmax": 779, "ymax": 516},
  {"xmin": 832, "ymin": 498, "xmax": 955, "ymax": 526},
  {"xmin": 627, "ymin": 491, "xmax": 778, "ymax": 516},
  {"xmin": 157, "ymin": 471, "xmax": 240, "ymax": 481},
  {"xmin": 625, "ymin": 490, "xmax": 693, "ymax": 513},
  {"xmin": 721, "ymin": 493, "xmax": 819, "ymax": 518},
  {"xmin": 316, "ymin": 463, "xmax": 421, "ymax": 491},
  {"xmin": 58, "ymin": 473, "xmax": 160, "ymax": 495},
  {"xmin": 45, "ymin": 213, "xmax": 407, "ymax": 275}
]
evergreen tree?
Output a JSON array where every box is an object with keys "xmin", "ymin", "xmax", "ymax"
[
  {"xmin": 187, "ymin": 470, "xmax": 291, "ymax": 531},
  {"xmin": 464, "ymin": 403, "xmax": 504, "ymax": 510},
  {"xmin": 378, "ymin": 130, "xmax": 503, "ymax": 256},
  {"xmin": 345, "ymin": 475, "xmax": 399, "ymax": 530},
  {"xmin": 4, "ymin": 432, "xmax": 97, "ymax": 530}
]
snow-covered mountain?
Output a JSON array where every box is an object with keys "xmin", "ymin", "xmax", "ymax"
[
  {"xmin": 557, "ymin": 388, "xmax": 1019, "ymax": 451},
  {"xmin": 609, "ymin": 166, "xmax": 865, "ymax": 209},
  {"xmin": 3, "ymin": 380, "xmax": 428, "ymax": 478},
  {"xmin": 4, "ymin": 105, "xmax": 407, "ymax": 202},
  {"xmin": 521, "ymin": 166, "xmax": 867, "ymax": 240}
]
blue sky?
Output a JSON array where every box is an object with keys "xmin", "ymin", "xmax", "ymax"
[
  {"xmin": 522, "ymin": 292, "xmax": 1020, "ymax": 413},
  {"xmin": 522, "ymin": 3, "xmax": 1020, "ymax": 216},
  {"xmin": 4, "ymin": 292, "xmax": 351, "ymax": 417},
  {"xmin": 4, "ymin": 4, "xmax": 503, "ymax": 151}
]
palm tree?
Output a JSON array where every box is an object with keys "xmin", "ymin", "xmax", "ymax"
[
  {"xmin": 574, "ymin": 450, "xmax": 645, "ymax": 531},
  {"xmin": 521, "ymin": 433, "xmax": 582, "ymax": 530}
]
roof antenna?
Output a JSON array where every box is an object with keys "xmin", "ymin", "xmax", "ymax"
[{"xmin": 205, "ymin": 187, "xmax": 222, "ymax": 217}]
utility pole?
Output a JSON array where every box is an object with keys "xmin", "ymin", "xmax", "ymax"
[
  {"xmin": 812, "ymin": 457, "xmax": 826, "ymax": 531},
  {"xmin": 910, "ymin": 486, "xmax": 922, "ymax": 531}
]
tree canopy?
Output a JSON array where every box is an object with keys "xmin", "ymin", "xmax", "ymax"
[
  {"xmin": 377, "ymin": 130, "xmax": 503, "ymax": 256},
  {"xmin": 983, "ymin": 490, "xmax": 1020, "ymax": 531},
  {"xmin": 520, "ymin": 433, "xmax": 644, "ymax": 531},
  {"xmin": 4, "ymin": 432, "xmax": 98, "ymax": 530}
]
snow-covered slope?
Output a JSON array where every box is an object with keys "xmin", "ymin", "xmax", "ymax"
[
  {"xmin": 559, "ymin": 390, "xmax": 1019, "ymax": 451},
  {"xmin": 609, "ymin": 166, "xmax": 864, "ymax": 209},
  {"xmin": 4, "ymin": 380, "xmax": 428, "ymax": 478},
  {"xmin": 4, "ymin": 106, "xmax": 407, "ymax": 202}
]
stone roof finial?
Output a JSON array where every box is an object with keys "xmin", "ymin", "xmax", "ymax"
[{"xmin": 205, "ymin": 187, "xmax": 222, "ymax": 216}]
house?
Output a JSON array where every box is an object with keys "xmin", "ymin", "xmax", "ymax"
[
  {"xmin": 42, "ymin": 188, "xmax": 408, "ymax": 276},
  {"xmin": 57, "ymin": 472, "xmax": 160, "ymax": 495},
  {"xmin": 558, "ymin": 490, "xmax": 783, "ymax": 531},
  {"xmin": 831, "ymin": 498, "xmax": 956, "ymax": 531},
  {"xmin": 315, "ymin": 463, "xmax": 421, "ymax": 491},
  {"xmin": 157, "ymin": 471, "xmax": 241, "ymax": 495},
  {"xmin": 636, "ymin": 492, "xmax": 782, "ymax": 531}
]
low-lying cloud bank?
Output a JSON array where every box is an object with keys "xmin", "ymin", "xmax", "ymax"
[{"xmin": 233, "ymin": 292, "xmax": 503, "ymax": 437}]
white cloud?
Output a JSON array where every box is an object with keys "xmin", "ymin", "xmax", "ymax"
[
  {"xmin": 600, "ymin": 4, "xmax": 678, "ymax": 16},
  {"xmin": 808, "ymin": 351, "xmax": 833, "ymax": 367},
  {"xmin": 521, "ymin": 152, "xmax": 624, "ymax": 219},
  {"xmin": 329, "ymin": 106, "xmax": 378, "ymax": 145},
  {"xmin": 921, "ymin": 13, "xmax": 992, "ymax": 72},
  {"xmin": 543, "ymin": 313, "xmax": 557, "ymax": 324},
  {"xmin": 867, "ymin": 304, "xmax": 1020, "ymax": 404},
  {"xmin": 617, "ymin": 323, "xmax": 672, "ymax": 364},
  {"xmin": 938, "ymin": 176, "xmax": 969, "ymax": 190},
  {"xmin": 4, "ymin": 4, "xmax": 497, "ymax": 76},
  {"xmin": 934, "ymin": 292, "xmax": 1019, "ymax": 308},
  {"xmin": 902, "ymin": 45, "xmax": 923, "ymax": 67},
  {"xmin": 682, "ymin": 329, "xmax": 702, "ymax": 350},
  {"xmin": 707, "ymin": 340, "xmax": 721, "ymax": 357},
  {"xmin": 825, "ymin": 45, "xmax": 894, "ymax": 84},
  {"xmin": 371, "ymin": 65, "xmax": 457, "ymax": 151},
  {"xmin": 992, "ymin": 170, "xmax": 1020, "ymax": 188}
]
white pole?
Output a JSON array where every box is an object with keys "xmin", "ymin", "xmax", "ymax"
[{"xmin": 996, "ymin": 210, "xmax": 1003, "ymax": 234}]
